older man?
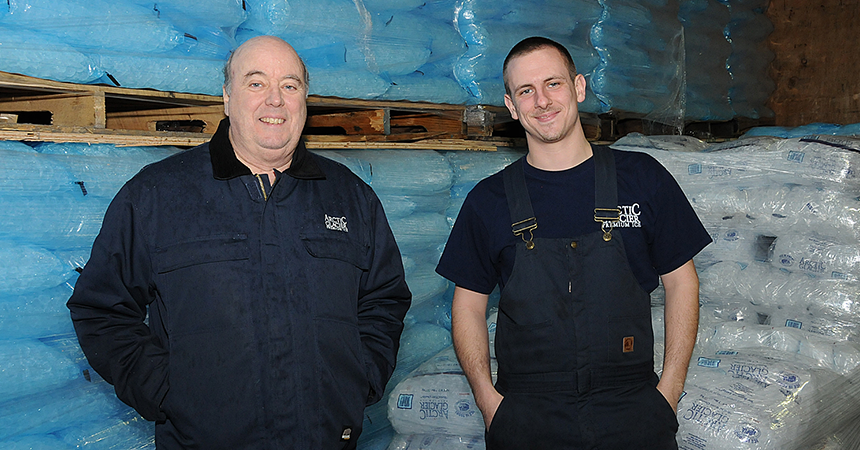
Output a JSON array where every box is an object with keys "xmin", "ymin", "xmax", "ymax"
[{"xmin": 68, "ymin": 36, "xmax": 411, "ymax": 449}]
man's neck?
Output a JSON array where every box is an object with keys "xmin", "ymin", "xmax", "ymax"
[
  {"xmin": 525, "ymin": 134, "xmax": 592, "ymax": 171},
  {"xmin": 233, "ymin": 150, "xmax": 292, "ymax": 185}
]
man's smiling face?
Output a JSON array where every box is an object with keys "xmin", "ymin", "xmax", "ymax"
[
  {"xmin": 503, "ymin": 46, "xmax": 586, "ymax": 147},
  {"xmin": 223, "ymin": 36, "xmax": 308, "ymax": 166}
]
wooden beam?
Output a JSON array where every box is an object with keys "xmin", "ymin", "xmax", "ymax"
[
  {"xmin": 0, "ymin": 93, "xmax": 106, "ymax": 127},
  {"xmin": 306, "ymin": 109, "xmax": 388, "ymax": 135},
  {"xmin": 106, "ymin": 104, "xmax": 225, "ymax": 133}
]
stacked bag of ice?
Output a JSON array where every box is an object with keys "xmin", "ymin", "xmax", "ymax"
[
  {"xmin": 591, "ymin": 0, "xmax": 685, "ymax": 122},
  {"xmin": 678, "ymin": 0, "xmax": 734, "ymax": 121},
  {"xmin": 614, "ymin": 127, "xmax": 860, "ymax": 448},
  {"xmin": 0, "ymin": 0, "xmax": 779, "ymax": 117},
  {"xmin": 0, "ymin": 141, "xmax": 184, "ymax": 449},
  {"xmin": 720, "ymin": 0, "xmax": 775, "ymax": 119},
  {"xmin": 238, "ymin": 0, "xmax": 469, "ymax": 104},
  {"xmin": 313, "ymin": 149, "xmax": 458, "ymax": 449},
  {"xmin": 386, "ymin": 311, "xmax": 499, "ymax": 449},
  {"xmin": 451, "ymin": 0, "xmax": 602, "ymax": 110},
  {"xmin": 0, "ymin": 0, "xmax": 242, "ymax": 95}
]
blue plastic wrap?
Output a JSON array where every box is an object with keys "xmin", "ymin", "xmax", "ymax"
[
  {"xmin": 591, "ymin": 0, "xmax": 685, "ymax": 126},
  {"xmin": 720, "ymin": 0, "xmax": 775, "ymax": 119},
  {"xmin": 453, "ymin": 0, "xmax": 601, "ymax": 108},
  {"xmin": 2, "ymin": 0, "xmax": 183, "ymax": 53},
  {"xmin": 128, "ymin": 0, "xmax": 247, "ymax": 29},
  {"xmin": 678, "ymin": 0, "xmax": 734, "ymax": 121},
  {"xmin": 0, "ymin": 242, "xmax": 76, "ymax": 295},
  {"xmin": 0, "ymin": 24, "xmax": 104, "ymax": 84},
  {"xmin": 0, "ymin": 192, "xmax": 111, "ymax": 248},
  {"xmin": 0, "ymin": 283, "xmax": 77, "ymax": 340},
  {"xmin": 0, "ymin": 339, "xmax": 83, "ymax": 401}
]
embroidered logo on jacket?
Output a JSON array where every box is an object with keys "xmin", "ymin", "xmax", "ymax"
[
  {"xmin": 325, "ymin": 214, "xmax": 349, "ymax": 232},
  {"xmin": 610, "ymin": 203, "xmax": 642, "ymax": 228}
]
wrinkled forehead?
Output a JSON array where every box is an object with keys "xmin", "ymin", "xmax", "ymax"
[{"xmin": 233, "ymin": 38, "xmax": 303, "ymax": 76}]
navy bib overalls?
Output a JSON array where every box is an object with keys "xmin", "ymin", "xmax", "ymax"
[{"xmin": 486, "ymin": 147, "xmax": 679, "ymax": 449}]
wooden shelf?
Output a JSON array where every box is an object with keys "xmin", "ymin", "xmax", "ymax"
[{"xmin": 0, "ymin": 71, "xmax": 521, "ymax": 151}]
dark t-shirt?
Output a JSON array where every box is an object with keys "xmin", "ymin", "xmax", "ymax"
[{"xmin": 436, "ymin": 146, "xmax": 712, "ymax": 294}]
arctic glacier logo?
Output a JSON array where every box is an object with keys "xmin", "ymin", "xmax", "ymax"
[
  {"xmin": 325, "ymin": 214, "xmax": 348, "ymax": 232},
  {"xmin": 611, "ymin": 203, "xmax": 642, "ymax": 228}
]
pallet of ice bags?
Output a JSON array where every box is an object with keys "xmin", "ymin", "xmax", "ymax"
[
  {"xmin": 239, "ymin": 0, "xmax": 469, "ymax": 103},
  {"xmin": 765, "ymin": 232, "xmax": 860, "ymax": 281},
  {"xmin": 743, "ymin": 122, "xmax": 860, "ymax": 139},
  {"xmin": 695, "ymin": 321, "xmax": 860, "ymax": 376},
  {"xmin": 387, "ymin": 433, "xmax": 485, "ymax": 450},
  {"xmin": 590, "ymin": 0, "xmax": 684, "ymax": 121},
  {"xmin": 0, "ymin": 24, "xmax": 104, "ymax": 84},
  {"xmin": 706, "ymin": 135, "xmax": 860, "ymax": 193},
  {"xmin": 678, "ymin": 0, "xmax": 733, "ymax": 121},
  {"xmin": 388, "ymin": 346, "xmax": 489, "ymax": 438},
  {"xmin": 688, "ymin": 184, "xmax": 860, "ymax": 241},
  {"xmin": 698, "ymin": 260, "xmax": 860, "ymax": 316},
  {"xmin": 722, "ymin": 0, "xmax": 775, "ymax": 120},
  {"xmin": 444, "ymin": 148, "xmax": 524, "ymax": 225},
  {"xmin": 784, "ymin": 363, "xmax": 860, "ymax": 450},
  {"xmin": 677, "ymin": 348, "xmax": 839, "ymax": 450},
  {"xmin": 452, "ymin": 0, "xmax": 601, "ymax": 108}
]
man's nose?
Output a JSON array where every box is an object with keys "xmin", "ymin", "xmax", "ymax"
[
  {"xmin": 265, "ymin": 85, "xmax": 285, "ymax": 107},
  {"xmin": 534, "ymin": 87, "xmax": 551, "ymax": 108}
]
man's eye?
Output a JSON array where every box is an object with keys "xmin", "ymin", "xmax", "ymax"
[{"xmin": 519, "ymin": 88, "xmax": 532, "ymax": 96}]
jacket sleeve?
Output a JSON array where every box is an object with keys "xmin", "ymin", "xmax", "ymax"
[
  {"xmin": 67, "ymin": 185, "xmax": 168, "ymax": 421},
  {"xmin": 358, "ymin": 193, "xmax": 412, "ymax": 405}
]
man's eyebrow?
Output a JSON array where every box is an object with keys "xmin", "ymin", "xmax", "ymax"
[
  {"xmin": 515, "ymin": 75, "xmax": 565, "ymax": 92},
  {"xmin": 242, "ymin": 71, "xmax": 305, "ymax": 87}
]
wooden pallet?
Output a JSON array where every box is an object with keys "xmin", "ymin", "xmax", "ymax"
[
  {"xmin": 0, "ymin": 71, "xmax": 521, "ymax": 151},
  {"xmin": 587, "ymin": 111, "xmax": 777, "ymax": 142}
]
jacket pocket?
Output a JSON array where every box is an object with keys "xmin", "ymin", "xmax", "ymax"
[
  {"xmin": 154, "ymin": 234, "xmax": 249, "ymax": 273},
  {"xmin": 152, "ymin": 234, "xmax": 251, "ymax": 337},
  {"xmin": 300, "ymin": 233, "xmax": 370, "ymax": 271}
]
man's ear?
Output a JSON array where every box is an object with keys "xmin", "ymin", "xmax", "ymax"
[
  {"xmin": 504, "ymin": 94, "xmax": 519, "ymax": 121},
  {"xmin": 574, "ymin": 73, "xmax": 587, "ymax": 104},
  {"xmin": 223, "ymin": 85, "xmax": 230, "ymax": 117}
]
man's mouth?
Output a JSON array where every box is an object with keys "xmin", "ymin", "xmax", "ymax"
[
  {"xmin": 260, "ymin": 117, "xmax": 285, "ymax": 124},
  {"xmin": 534, "ymin": 110, "xmax": 558, "ymax": 122}
]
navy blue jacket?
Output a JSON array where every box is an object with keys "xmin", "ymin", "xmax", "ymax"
[{"xmin": 68, "ymin": 119, "xmax": 411, "ymax": 449}]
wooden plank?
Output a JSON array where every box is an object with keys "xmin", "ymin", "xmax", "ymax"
[
  {"xmin": 304, "ymin": 138, "xmax": 506, "ymax": 152},
  {"xmin": 0, "ymin": 125, "xmax": 210, "ymax": 147},
  {"xmin": 106, "ymin": 105, "xmax": 225, "ymax": 133},
  {"xmin": 390, "ymin": 112, "xmax": 463, "ymax": 136},
  {"xmin": 0, "ymin": 124, "xmax": 519, "ymax": 151},
  {"xmin": 767, "ymin": 0, "xmax": 860, "ymax": 126},
  {"xmin": 306, "ymin": 109, "xmax": 388, "ymax": 135},
  {"xmin": 0, "ymin": 71, "xmax": 222, "ymax": 107},
  {"xmin": 0, "ymin": 92, "xmax": 105, "ymax": 127}
]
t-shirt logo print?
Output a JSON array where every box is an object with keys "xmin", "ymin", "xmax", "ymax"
[
  {"xmin": 611, "ymin": 203, "xmax": 642, "ymax": 228},
  {"xmin": 325, "ymin": 214, "xmax": 349, "ymax": 232}
]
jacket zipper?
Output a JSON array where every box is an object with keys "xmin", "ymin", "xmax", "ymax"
[{"xmin": 255, "ymin": 174, "xmax": 268, "ymax": 201}]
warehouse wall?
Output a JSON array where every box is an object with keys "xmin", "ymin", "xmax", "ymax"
[{"xmin": 768, "ymin": 0, "xmax": 860, "ymax": 126}]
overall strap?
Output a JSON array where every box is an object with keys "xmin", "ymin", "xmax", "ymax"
[
  {"xmin": 592, "ymin": 146, "xmax": 621, "ymax": 241},
  {"xmin": 502, "ymin": 158, "xmax": 537, "ymax": 249}
]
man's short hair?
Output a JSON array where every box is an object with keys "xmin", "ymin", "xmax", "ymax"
[
  {"xmin": 222, "ymin": 39, "xmax": 310, "ymax": 95},
  {"xmin": 503, "ymin": 36, "xmax": 577, "ymax": 96}
]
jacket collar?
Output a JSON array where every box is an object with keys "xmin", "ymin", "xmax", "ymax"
[{"xmin": 209, "ymin": 118, "xmax": 326, "ymax": 181}]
